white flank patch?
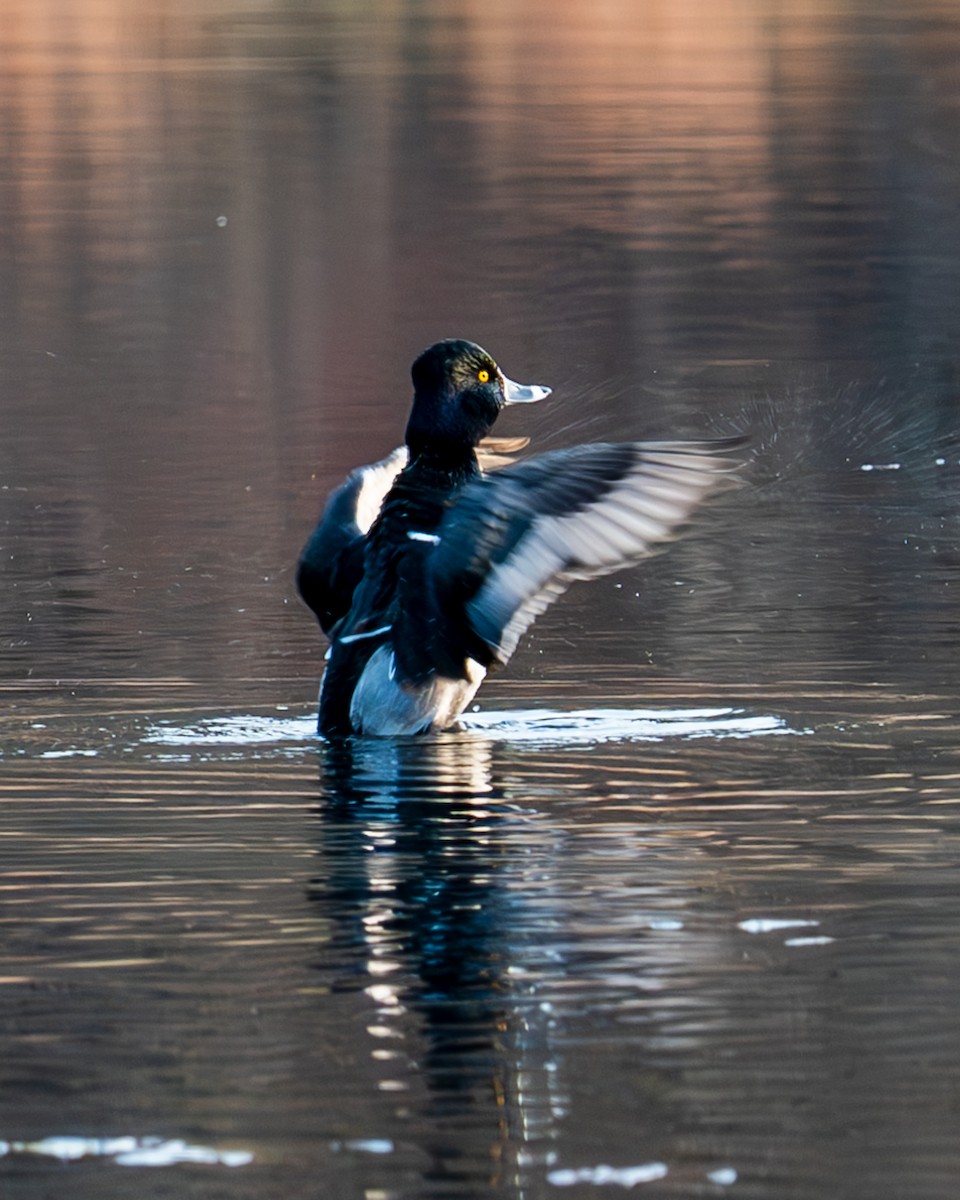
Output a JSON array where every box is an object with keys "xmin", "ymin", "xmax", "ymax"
[
  {"xmin": 354, "ymin": 446, "xmax": 408, "ymax": 533},
  {"xmin": 350, "ymin": 646, "xmax": 486, "ymax": 734}
]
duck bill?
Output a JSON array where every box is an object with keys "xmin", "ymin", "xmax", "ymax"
[{"xmin": 502, "ymin": 375, "xmax": 551, "ymax": 405}]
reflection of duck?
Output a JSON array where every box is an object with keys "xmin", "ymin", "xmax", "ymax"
[
  {"xmin": 311, "ymin": 736, "xmax": 564, "ymax": 1192},
  {"xmin": 321, "ymin": 730, "xmax": 497, "ymax": 807},
  {"xmin": 299, "ymin": 338, "xmax": 743, "ymax": 736}
]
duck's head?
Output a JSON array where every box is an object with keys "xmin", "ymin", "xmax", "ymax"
[{"xmin": 405, "ymin": 339, "xmax": 551, "ymax": 459}]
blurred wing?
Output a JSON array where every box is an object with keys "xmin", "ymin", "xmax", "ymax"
[
  {"xmin": 476, "ymin": 435, "xmax": 531, "ymax": 469},
  {"xmin": 429, "ymin": 439, "xmax": 745, "ymax": 666},
  {"xmin": 297, "ymin": 446, "xmax": 408, "ymax": 634}
]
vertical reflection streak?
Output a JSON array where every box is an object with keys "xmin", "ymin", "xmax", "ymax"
[{"xmin": 311, "ymin": 735, "xmax": 570, "ymax": 1193}]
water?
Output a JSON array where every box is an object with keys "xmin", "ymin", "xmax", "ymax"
[{"xmin": 2, "ymin": 1, "xmax": 960, "ymax": 1197}]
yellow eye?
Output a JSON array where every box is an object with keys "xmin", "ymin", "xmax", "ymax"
[{"xmin": 477, "ymin": 369, "xmax": 490, "ymax": 383}]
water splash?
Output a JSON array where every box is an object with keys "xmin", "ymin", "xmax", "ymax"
[
  {"xmin": 144, "ymin": 706, "xmax": 794, "ymax": 750},
  {"xmin": 143, "ymin": 712, "xmax": 316, "ymax": 746},
  {"xmin": 464, "ymin": 707, "xmax": 793, "ymax": 745}
]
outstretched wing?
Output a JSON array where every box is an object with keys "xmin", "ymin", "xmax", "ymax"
[
  {"xmin": 426, "ymin": 439, "xmax": 745, "ymax": 667},
  {"xmin": 297, "ymin": 446, "xmax": 408, "ymax": 635}
]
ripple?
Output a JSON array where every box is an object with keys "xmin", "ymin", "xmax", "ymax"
[
  {"xmin": 0, "ymin": 1135, "xmax": 253, "ymax": 1168},
  {"xmin": 738, "ymin": 917, "xmax": 820, "ymax": 935},
  {"xmin": 548, "ymin": 1161, "xmax": 669, "ymax": 1186},
  {"xmin": 463, "ymin": 707, "xmax": 794, "ymax": 745},
  {"xmin": 143, "ymin": 712, "xmax": 316, "ymax": 746},
  {"xmin": 144, "ymin": 706, "xmax": 795, "ymax": 750}
]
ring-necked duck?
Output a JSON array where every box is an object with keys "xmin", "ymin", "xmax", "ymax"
[{"xmin": 298, "ymin": 338, "xmax": 743, "ymax": 736}]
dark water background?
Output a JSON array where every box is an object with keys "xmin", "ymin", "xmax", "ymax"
[{"xmin": 2, "ymin": 2, "xmax": 960, "ymax": 1197}]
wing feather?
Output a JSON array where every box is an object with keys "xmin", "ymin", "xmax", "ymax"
[
  {"xmin": 428, "ymin": 438, "xmax": 744, "ymax": 666},
  {"xmin": 297, "ymin": 446, "xmax": 408, "ymax": 634}
]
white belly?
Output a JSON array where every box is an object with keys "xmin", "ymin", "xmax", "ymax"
[{"xmin": 349, "ymin": 645, "xmax": 486, "ymax": 735}]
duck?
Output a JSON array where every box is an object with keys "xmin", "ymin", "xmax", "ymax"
[{"xmin": 298, "ymin": 338, "xmax": 743, "ymax": 737}]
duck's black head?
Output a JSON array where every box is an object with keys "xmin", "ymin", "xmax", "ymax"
[{"xmin": 405, "ymin": 338, "xmax": 550, "ymax": 461}]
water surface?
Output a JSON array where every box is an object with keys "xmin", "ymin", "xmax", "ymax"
[{"xmin": 2, "ymin": 2, "xmax": 960, "ymax": 1198}]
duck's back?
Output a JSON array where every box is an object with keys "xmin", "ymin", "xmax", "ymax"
[{"xmin": 316, "ymin": 455, "xmax": 481, "ymax": 735}]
